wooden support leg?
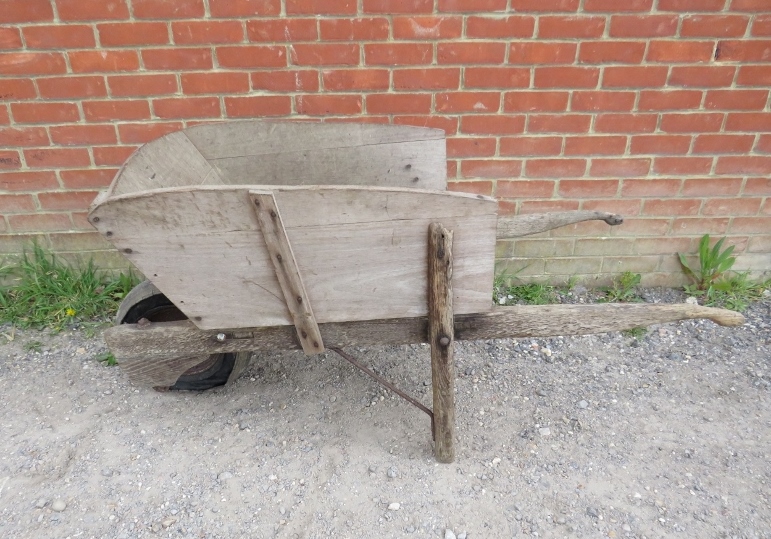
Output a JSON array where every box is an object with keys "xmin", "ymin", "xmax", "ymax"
[{"xmin": 428, "ymin": 223, "xmax": 455, "ymax": 463}]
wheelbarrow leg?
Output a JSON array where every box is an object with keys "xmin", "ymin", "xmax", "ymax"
[{"xmin": 428, "ymin": 223, "xmax": 456, "ymax": 463}]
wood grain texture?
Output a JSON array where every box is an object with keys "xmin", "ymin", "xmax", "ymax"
[
  {"xmin": 105, "ymin": 303, "xmax": 745, "ymax": 387},
  {"xmin": 428, "ymin": 223, "xmax": 455, "ymax": 464},
  {"xmin": 496, "ymin": 211, "xmax": 623, "ymax": 239},
  {"xmin": 250, "ymin": 191, "xmax": 324, "ymax": 355},
  {"xmin": 184, "ymin": 121, "xmax": 447, "ymax": 190},
  {"xmin": 89, "ymin": 186, "xmax": 497, "ymax": 330}
]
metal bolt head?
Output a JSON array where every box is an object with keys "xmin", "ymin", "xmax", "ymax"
[
  {"xmin": 439, "ymin": 336, "xmax": 451, "ymax": 346},
  {"xmin": 216, "ymin": 333, "xmax": 226, "ymax": 342}
]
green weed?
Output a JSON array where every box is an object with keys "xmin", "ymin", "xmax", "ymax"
[
  {"xmin": 601, "ymin": 272, "xmax": 642, "ymax": 303},
  {"xmin": 622, "ymin": 326, "xmax": 647, "ymax": 339},
  {"xmin": 23, "ymin": 340, "xmax": 43, "ymax": 353},
  {"xmin": 679, "ymin": 234, "xmax": 736, "ymax": 292},
  {"xmin": 701, "ymin": 273, "xmax": 770, "ymax": 312},
  {"xmin": 0, "ymin": 243, "xmax": 139, "ymax": 331},
  {"xmin": 96, "ymin": 351, "xmax": 118, "ymax": 366}
]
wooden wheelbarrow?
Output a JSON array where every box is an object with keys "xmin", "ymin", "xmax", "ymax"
[{"xmin": 91, "ymin": 121, "xmax": 744, "ymax": 463}]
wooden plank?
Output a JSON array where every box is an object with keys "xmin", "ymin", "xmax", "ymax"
[
  {"xmin": 89, "ymin": 186, "xmax": 497, "ymax": 330},
  {"xmin": 183, "ymin": 121, "xmax": 447, "ymax": 190},
  {"xmin": 104, "ymin": 304, "xmax": 745, "ymax": 387},
  {"xmin": 250, "ymin": 191, "xmax": 324, "ymax": 355},
  {"xmin": 496, "ymin": 210, "xmax": 624, "ymax": 239},
  {"xmin": 428, "ymin": 223, "xmax": 455, "ymax": 464}
]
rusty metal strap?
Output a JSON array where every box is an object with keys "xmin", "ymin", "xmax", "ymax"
[{"xmin": 329, "ymin": 347, "xmax": 435, "ymax": 439}]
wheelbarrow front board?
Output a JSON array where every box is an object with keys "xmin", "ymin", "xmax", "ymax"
[{"xmin": 89, "ymin": 185, "xmax": 497, "ymax": 331}]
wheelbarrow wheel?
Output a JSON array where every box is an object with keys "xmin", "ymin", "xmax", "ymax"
[{"xmin": 116, "ymin": 281, "xmax": 244, "ymax": 391}]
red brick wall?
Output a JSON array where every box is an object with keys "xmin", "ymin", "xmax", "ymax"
[{"xmin": 1, "ymin": 0, "xmax": 770, "ymax": 285}]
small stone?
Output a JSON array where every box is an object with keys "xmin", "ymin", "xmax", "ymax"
[
  {"xmin": 238, "ymin": 422, "xmax": 251, "ymax": 430},
  {"xmin": 368, "ymin": 465, "xmax": 377, "ymax": 473},
  {"xmin": 387, "ymin": 466, "xmax": 398, "ymax": 479},
  {"xmin": 35, "ymin": 499, "xmax": 47, "ymax": 509},
  {"xmin": 458, "ymin": 533, "xmax": 467, "ymax": 539},
  {"xmin": 51, "ymin": 500, "xmax": 66, "ymax": 512},
  {"xmin": 538, "ymin": 427, "xmax": 551, "ymax": 436},
  {"xmin": 586, "ymin": 507, "xmax": 599, "ymax": 519},
  {"xmin": 406, "ymin": 525, "xmax": 416, "ymax": 533},
  {"xmin": 388, "ymin": 502, "xmax": 401, "ymax": 511},
  {"xmin": 76, "ymin": 347, "xmax": 86, "ymax": 355},
  {"xmin": 542, "ymin": 348, "xmax": 552, "ymax": 357},
  {"xmin": 622, "ymin": 524, "xmax": 632, "ymax": 532},
  {"xmin": 445, "ymin": 530, "xmax": 457, "ymax": 539},
  {"xmin": 151, "ymin": 522, "xmax": 162, "ymax": 533},
  {"xmin": 101, "ymin": 469, "xmax": 113, "ymax": 477},
  {"xmin": 578, "ymin": 400, "xmax": 589, "ymax": 409},
  {"xmin": 556, "ymin": 517, "xmax": 566, "ymax": 525},
  {"xmin": 535, "ymin": 388, "xmax": 548, "ymax": 397},
  {"xmin": 103, "ymin": 389, "xmax": 113, "ymax": 395},
  {"xmin": 161, "ymin": 518, "xmax": 176, "ymax": 528},
  {"xmin": 217, "ymin": 472, "xmax": 233, "ymax": 481},
  {"xmin": 685, "ymin": 296, "xmax": 699, "ymax": 305}
]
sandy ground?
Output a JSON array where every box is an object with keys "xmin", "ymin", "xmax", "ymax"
[{"xmin": 0, "ymin": 295, "xmax": 769, "ymax": 539}]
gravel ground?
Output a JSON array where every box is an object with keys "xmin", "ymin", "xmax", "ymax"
[{"xmin": 0, "ymin": 290, "xmax": 769, "ymax": 539}]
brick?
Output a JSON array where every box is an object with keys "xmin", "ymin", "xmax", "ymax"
[
  {"xmin": 753, "ymin": 15, "xmax": 771, "ymax": 37},
  {"xmin": 534, "ymin": 67, "xmax": 599, "ymax": 89},
  {"xmin": 0, "ymin": 27, "xmax": 22, "ymax": 48},
  {"xmin": 393, "ymin": 115, "xmax": 458, "ymax": 134},
  {"xmin": 654, "ymin": 156, "xmax": 712, "ymax": 175},
  {"xmin": 69, "ymin": 50, "xmax": 139, "ymax": 72},
  {"xmin": 0, "ymin": 127, "xmax": 48, "ymax": 147},
  {"xmin": 438, "ymin": 0, "xmax": 507, "ymax": 10},
  {"xmin": 500, "ymin": 136, "xmax": 562, "ymax": 156},
  {"xmin": 732, "ymin": 218, "xmax": 771, "ymax": 236},
  {"xmin": 538, "ymin": 16, "xmax": 604, "ymax": 38},
  {"xmin": 154, "ymin": 97, "xmax": 220, "ymax": 119},
  {"xmin": 108, "ymin": 74, "xmax": 178, "ymax": 96},
  {"xmin": 446, "ymin": 137, "xmax": 496, "ymax": 157},
  {"xmin": 38, "ymin": 191, "xmax": 100, "ymax": 211},
  {"xmin": 24, "ymin": 148, "xmax": 90, "ymax": 168},
  {"xmin": 0, "ymin": 52, "xmax": 66, "ymax": 75},
  {"xmin": 591, "ymin": 158, "xmax": 650, "ymax": 177},
  {"xmin": 362, "ymin": 0, "xmax": 433, "ymax": 13},
  {"xmin": 324, "ymin": 69, "xmax": 389, "ymax": 91},
  {"xmin": 602, "ymin": 66, "xmax": 668, "ymax": 88},
  {"xmin": 560, "ymin": 179, "xmax": 619, "ymax": 197},
  {"xmin": 0, "ymin": 107, "xmax": 8, "ymax": 125},
  {"xmin": 622, "ymin": 178, "xmax": 682, "ymax": 197},
  {"xmin": 0, "ymin": 79, "xmax": 36, "ymax": 100},
  {"xmin": 219, "ymin": 46, "xmax": 286, "ymax": 68},
  {"xmin": 464, "ymin": 67, "xmax": 528, "ymax": 89},
  {"xmin": 50, "ymin": 125, "xmax": 117, "ymax": 146},
  {"xmin": 647, "ymin": 41, "xmax": 715, "ymax": 63},
  {"xmin": 702, "ymin": 198, "xmax": 762, "ymax": 216},
  {"xmin": 0, "ymin": 150, "xmax": 21, "ymax": 169},
  {"xmin": 609, "ymin": 15, "xmax": 679, "ymax": 37},
  {"xmin": 725, "ymin": 113, "xmax": 771, "ymax": 132},
  {"xmin": 595, "ymin": 113, "xmax": 657, "ymax": 133},
  {"xmin": 251, "ymin": 71, "xmax": 319, "ymax": 92},
  {"xmin": 571, "ymin": 91, "xmax": 634, "ymax": 112},
  {"xmin": 9, "ymin": 213, "xmax": 71, "ymax": 232},
  {"xmin": 669, "ymin": 66, "xmax": 736, "ymax": 88},
  {"xmin": 287, "ymin": 0, "xmax": 356, "ymax": 14},
  {"xmin": 0, "ymin": 194, "xmax": 35, "ymax": 213},
  {"xmin": 295, "ymin": 94, "xmax": 364, "ymax": 116},
  {"xmin": 117, "ymin": 122, "xmax": 183, "ymax": 144},
  {"xmin": 510, "ymin": 0, "xmax": 579, "ymax": 11},
  {"xmin": 528, "ymin": 114, "xmax": 590, "ymax": 133},
  {"xmin": 83, "ymin": 101, "xmax": 150, "ymax": 122},
  {"xmin": 394, "ymin": 68, "xmax": 459, "ymax": 90},
  {"xmin": 224, "ymin": 96, "xmax": 292, "ymax": 117},
  {"xmin": 732, "ymin": 0, "xmax": 771, "ymax": 10},
  {"xmin": 100, "ymin": 22, "xmax": 170, "ymax": 47},
  {"xmin": 367, "ymin": 94, "xmax": 431, "ymax": 114},
  {"xmin": 658, "ymin": 0, "xmax": 725, "ymax": 10},
  {"xmin": 520, "ymin": 200, "xmax": 580, "ymax": 213},
  {"xmin": 461, "ymin": 160, "xmax": 522, "ymax": 178},
  {"xmin": 24, "ymin": 25, "xmax": 95, "ymax": 48},
  {"xmin": 748, "ymin": 235, "xmax": 771, "ymax": 252},
  {"xmin": 250, "ymin": 19, "xmax": 318, "ymax": 41},
  {"xmin": 630, "ymin": 135, "xmax": 691, "ymax": 155},
  {"xmin": 643, "ymin": 199, "xmax": 701, "ymax": 216},
  {"xmin": 56, "ymin": 0, "xmax": 129, "ymax": 21},
  {"xmin": 447, "ymin": 181, "xmax": 494, "ymax": 197},
  {"xmin": 579, "ymin": 41, "xmax": 646, "ymax": 63},
  {"xmin": 508, "ymin": 42, "xmax": 576, "ymax": 64},
  {"xmin": 661, "ymin": 113, "xmax": 724, "ymax": 133},
  {"xmin": 705, "ymin": 90, "xmax": 769, "ymax": 111},
  {"xmin": 181, "ymin": 72, "xmax": 250, "ymax": 94},
  {"xmin": 758, "ymin": 135, "xmax": 771, "ymax": 153},
  {"xmin": 11, "ymin": 102, "xmax": 80, "ymax": 124},
  {"xmin": 438, "ymin": 42, "xmax": 507, "ymax": 64},
  {"xmin": 143, "ymin": 48, "xmax": 212, "ymax": 70},
  {"xmin": 1, "ymin": 0, "xmax": 53, "ymax": 23},
  {"xmin": 460, "ymin": 115, "xmax": 525, "ymax": 135},
  {"xmin": 638, "ymin": 90, "xmax": 703, "ymax": 111},
  {"xmin": 718, "ymin": 40, "xmax": 771, "ymax": 62},
  {"xmin": 564, "ymin": 135, "xmax": 626, "ymax": 155},
  {"xmin": 744, "ymin": 178, "xmax": 771, "ymax": 195},
  {"xmin": 682, "ymin": 15, "xmax": 749, "ymax": 37},
  {"xmin": 716, "ymin": 156, "xmax": 771, "ymax": 175},
  {"xmin": 436, "ymin": 92, "xmax": 499, "ymax": 113},
  {"xmin": 682, "ymin": 177, "xmax": 742, "ymax": 196},
  {"xmin": 525, "ymin": 158, "xmax": 585, "ymax": 178},
  {"xmin": 93, "ymin": 146, "xmax": 138, "ymax": 166},
  {"xmin": 132, "ymin": 0, "xmax": 203, "ymax": 18},
  {"xmin": 209, "ymin": 0, "xmax": 279, "ymax": 16},
  {"xmin": 292, "ymin": 44, "xmax": 357, "ymax": 66},
  {"xmin": 503, "ymin": 91, "xmax": 570, "ymax": 112},
  {"xmin": 738, "ymin": 66, "xmax": 771, "ymax": 86},
  {"xmin": 497, "ymin": 180, "xmax": 555, "ymax": 198},
  {"xmin": 466, "ymin": 16, "xmax": 535, "ymax": 38},
  {"xmin": 693, "ymin": 134, "xmax": 754, "ymax": 154},
  {"xmin": 392, "ymin": 16, "xmax": 462, "ymax": 39},
  {"xmin": 672, "ymin": 217, "xmax": 729, "ymax": 235},
  {"xmin": 60, "ymin": 169, "xmax": 119, "ymax": 189},
  {"xmin": 584, "ymin": 0, "xmax": 651, "ymax": 11},
  {"xmin": 0, "ymin": 171, "xmax": 57, "ymax": 191},
  {"xmin": 173, "ymin": 21, "xmax": 243, "ymax": 44}
]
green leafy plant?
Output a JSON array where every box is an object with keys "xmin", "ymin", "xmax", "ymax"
[
  {"xmin": 622, "ymin": 326, "xmax": 646, "ymax": 339},
  {"xmin": 96, "ymin": 351, "xmax": 118, "ymax": 366},
  {"xmin": 503, "ymin": 283, "xmax": 558, "ymax": 305},
  {"xmin": 600, "ymin": 272, "xmax": 642, "ymax": 303},
  {"xmin": 0, "ymin": 243, "xmax": 139, "ymax": 331},
  {"xmin": 23, "ymin": 340, "xmax": 43, "ymax": 353},
  {"xmin": 703, "ymin": 273, "xmax": 770, "ymax": 311},
  {"xmin": 679, "ymin": 235, "xmax": 736, "ymax": 292}
]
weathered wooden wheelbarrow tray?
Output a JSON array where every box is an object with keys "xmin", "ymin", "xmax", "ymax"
[{"xmin": 90, "ymin": 121, "xmax": 743, "ymax": 462}]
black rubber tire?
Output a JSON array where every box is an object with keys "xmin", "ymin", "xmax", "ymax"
[{"xmin": 118, "ymin": 286, "xmax": 236, "ymax": 391}]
